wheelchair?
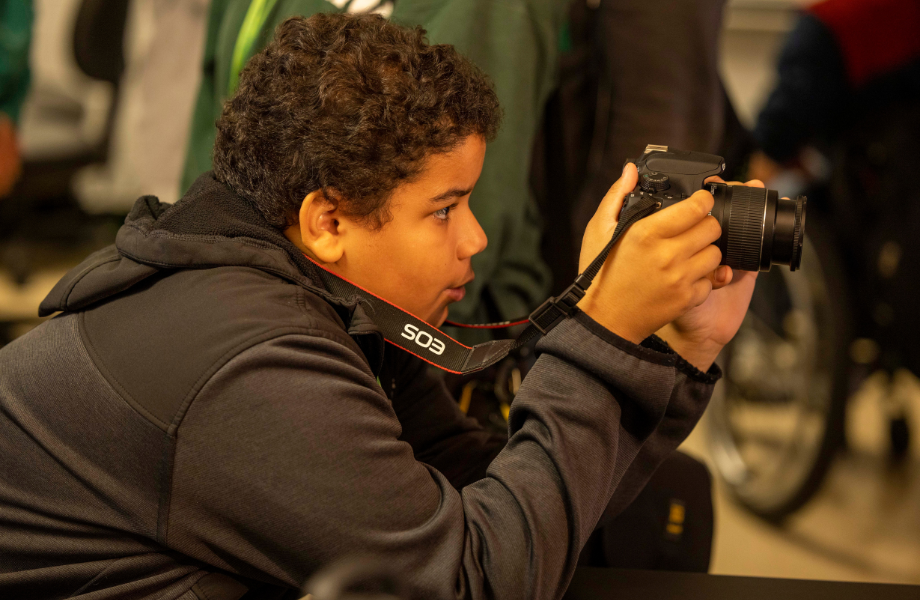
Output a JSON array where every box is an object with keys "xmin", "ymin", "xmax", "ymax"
[{"xmin": 706, "ymin": 101, "xmax": 920, "ymax": 521}]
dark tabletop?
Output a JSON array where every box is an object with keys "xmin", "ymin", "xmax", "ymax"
[{"xmin": 563, "ymin": 567, "xmax": 920, "ymax": 600}]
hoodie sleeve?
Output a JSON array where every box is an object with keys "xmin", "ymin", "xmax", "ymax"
[
  {"xmin": 165, "ymin": 312, "xmax": 714, "ymax": 600},
  {"xmin": 384, "ymin": 350, "xmax": 508, "ymax": 490},
  {"xmin": 590, "ymin": 325, "xmax": 719, "ymax": 523}
]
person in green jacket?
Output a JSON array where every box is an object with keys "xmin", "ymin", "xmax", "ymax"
[
  {"xmin": 182, "ymin": 0, "xmax": 563, "ymax": 339},
  {"xmin": 0, "ymin": 0, "xmax": 31, "ymax": 198}
]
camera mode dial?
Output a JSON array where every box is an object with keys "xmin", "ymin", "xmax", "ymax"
[{"xmin": 640, "ymin": 171, "xmax": 670, "ymax": 192}]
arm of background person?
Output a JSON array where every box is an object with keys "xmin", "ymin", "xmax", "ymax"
[
  {"xmin": 753, "ymin": 12, "xmax": 849, "ymax": 165},
  {"xmin": 395, "ymin": 0, "xmax": 565, "ymax": 337},
  {"xmin": 166, "ymin": 312, "xmax": 710, "ymax": 599},
  {"xmin": 180, "ymin": 0, "xmax": 337, "ymax": 194},
  {"xmin": 0, "ymin": 114, "xmax": 19, "ymax": 197},
  {"xmin": 181, "ymin": 0, "xmax": 246, "ymax": 194}
]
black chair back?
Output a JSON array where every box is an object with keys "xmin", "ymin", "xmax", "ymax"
[{"xmin": 73, "ymin": 0, "xmax": 131, "ymax": 85}]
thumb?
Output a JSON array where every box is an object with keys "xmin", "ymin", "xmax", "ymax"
[
  {"xmin": 707, "ymin": 265, "xmax": 733, "ymax": 290},
  {"xmin": 594, "ymin": 163, "xmax": 639, "ymax": 227}
]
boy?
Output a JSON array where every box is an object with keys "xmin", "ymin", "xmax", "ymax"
[{"xmin": 0, "ymin": 14, "xmax": 756, "ymax": 600}]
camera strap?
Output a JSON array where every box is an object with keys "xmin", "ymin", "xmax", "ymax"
[{"xmin": 308, "ymin": 195, "xmax": 660, "ymax": 374}]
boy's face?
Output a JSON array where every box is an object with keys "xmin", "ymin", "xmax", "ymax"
[{"xmin": 301, "ymin": 135, "xmax": 489, "ymax": 326}]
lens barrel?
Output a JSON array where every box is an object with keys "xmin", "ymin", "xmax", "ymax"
[{"xmin": 711, "ymin": 184, "xmax": 807, "ymax": 272}]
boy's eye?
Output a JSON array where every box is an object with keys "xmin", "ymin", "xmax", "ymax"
[{"xmin": 433, "ymin": 204, "xmax": 455, "ymax": 221}]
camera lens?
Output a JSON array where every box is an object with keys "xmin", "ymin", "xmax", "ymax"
[{"xmin": 711, "ymin": 184, "xmax": 807, "ymax": 272}]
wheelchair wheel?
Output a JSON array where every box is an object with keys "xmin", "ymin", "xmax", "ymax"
[{"xmin": 706, "ymin": 220, "xmax": 850, "ymax": 522}]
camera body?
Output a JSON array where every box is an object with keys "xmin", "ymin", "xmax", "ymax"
[
  {"xmin": 622, "ymin": 145, "xmax": 806, "ymax": 272},
  {"xmin": 632, "ymin": 144, "xmax": 726, "ymax": 198}
]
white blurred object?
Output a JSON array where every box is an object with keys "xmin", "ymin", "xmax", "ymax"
[
  {"xmin": 74, "ymin": 0, "xmax": 211, "ymax": 212},
  {"xmin": 18, "ymin": 0, "xmax": 113, "ymax": 160},
  {"xmin": 720, "ymin": 0, "xmax": 810, "ymax": 128}
]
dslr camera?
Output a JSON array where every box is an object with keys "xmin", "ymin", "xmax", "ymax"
[{"xmin": 623, "ymin": 145, "xmax": 807, "ymax": 271}]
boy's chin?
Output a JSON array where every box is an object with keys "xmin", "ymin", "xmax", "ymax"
[{"xmin": 430, "ymin": 305, "xmax": 450, "ymax": 328}]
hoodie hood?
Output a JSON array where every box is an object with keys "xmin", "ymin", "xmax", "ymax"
[{"xmin": 39, "ymin": 174, "xmax": 345, "ymax": 317}]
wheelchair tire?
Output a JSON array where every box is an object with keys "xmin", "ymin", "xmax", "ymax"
[{"xmin": 706, "ymin": 217, "xmax": 851, "ymax": 522}]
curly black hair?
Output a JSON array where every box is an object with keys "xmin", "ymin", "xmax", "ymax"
[{"xmin": 213, "ymin": 13, "xmax": 502, "ymax": 230}]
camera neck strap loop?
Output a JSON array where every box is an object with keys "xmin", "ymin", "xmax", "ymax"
[{"xmin": 307, "ymin": 195, "xmax": 660, "ymax": 374}]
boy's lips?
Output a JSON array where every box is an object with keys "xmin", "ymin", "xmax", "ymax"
[
  {"xmin": 444, "ymin": 286, "xmax": 466, "ymax": 303},
  {"xmin": 444, "ymin": 272, "xmax": 474, "ymax": 303}
]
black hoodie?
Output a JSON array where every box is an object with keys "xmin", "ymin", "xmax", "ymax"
[{"xmin": 0, "ymin": 174, "xmax": 718, "ymax": 600}]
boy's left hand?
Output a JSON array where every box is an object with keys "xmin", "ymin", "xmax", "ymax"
[{"xmin": 655, "ymin": 178, "xmax": 763, "ymax": 371}]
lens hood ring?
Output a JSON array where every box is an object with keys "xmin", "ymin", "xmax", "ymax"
[{"xmin": 790, "ymin": 196, "xmax": 807, "ymax": 271}]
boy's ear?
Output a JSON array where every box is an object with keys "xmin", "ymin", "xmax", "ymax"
[{"xmin": 294, "ymin": 189, "xmax": 345, "ymax": 264}]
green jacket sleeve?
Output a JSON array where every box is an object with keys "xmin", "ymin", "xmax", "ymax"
[{"xmin": 0, "ymin": 0, "xmax": 32, "ymax": 124}]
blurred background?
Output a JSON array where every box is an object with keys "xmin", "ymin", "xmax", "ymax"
[{"xmin": 1, "ymin": 0, "xmax": 918, "ymax": 587}]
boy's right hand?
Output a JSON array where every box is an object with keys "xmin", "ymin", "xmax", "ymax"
[{"xmin": 577, "ymin": 163, "xmax": 727, "ymax": 344}]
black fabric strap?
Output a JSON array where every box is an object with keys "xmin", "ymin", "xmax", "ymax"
[{"xmin": 309, "ymin": 195, "xmax": 660, "ymax": 374}]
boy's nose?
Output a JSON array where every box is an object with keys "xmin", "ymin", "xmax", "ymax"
[{"xmin": 458, "ymin": 210, "xmax": 488, "ymax": 260}]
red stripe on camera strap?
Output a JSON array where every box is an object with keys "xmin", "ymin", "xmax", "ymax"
[{"xmin": 306, "ymin": 195, "xmax": 659, "ymax": 374}]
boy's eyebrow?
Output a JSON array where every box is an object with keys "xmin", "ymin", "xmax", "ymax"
[{"xmin": 429, "ymin": 187, "xmax": 474, "ymax": 203}]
